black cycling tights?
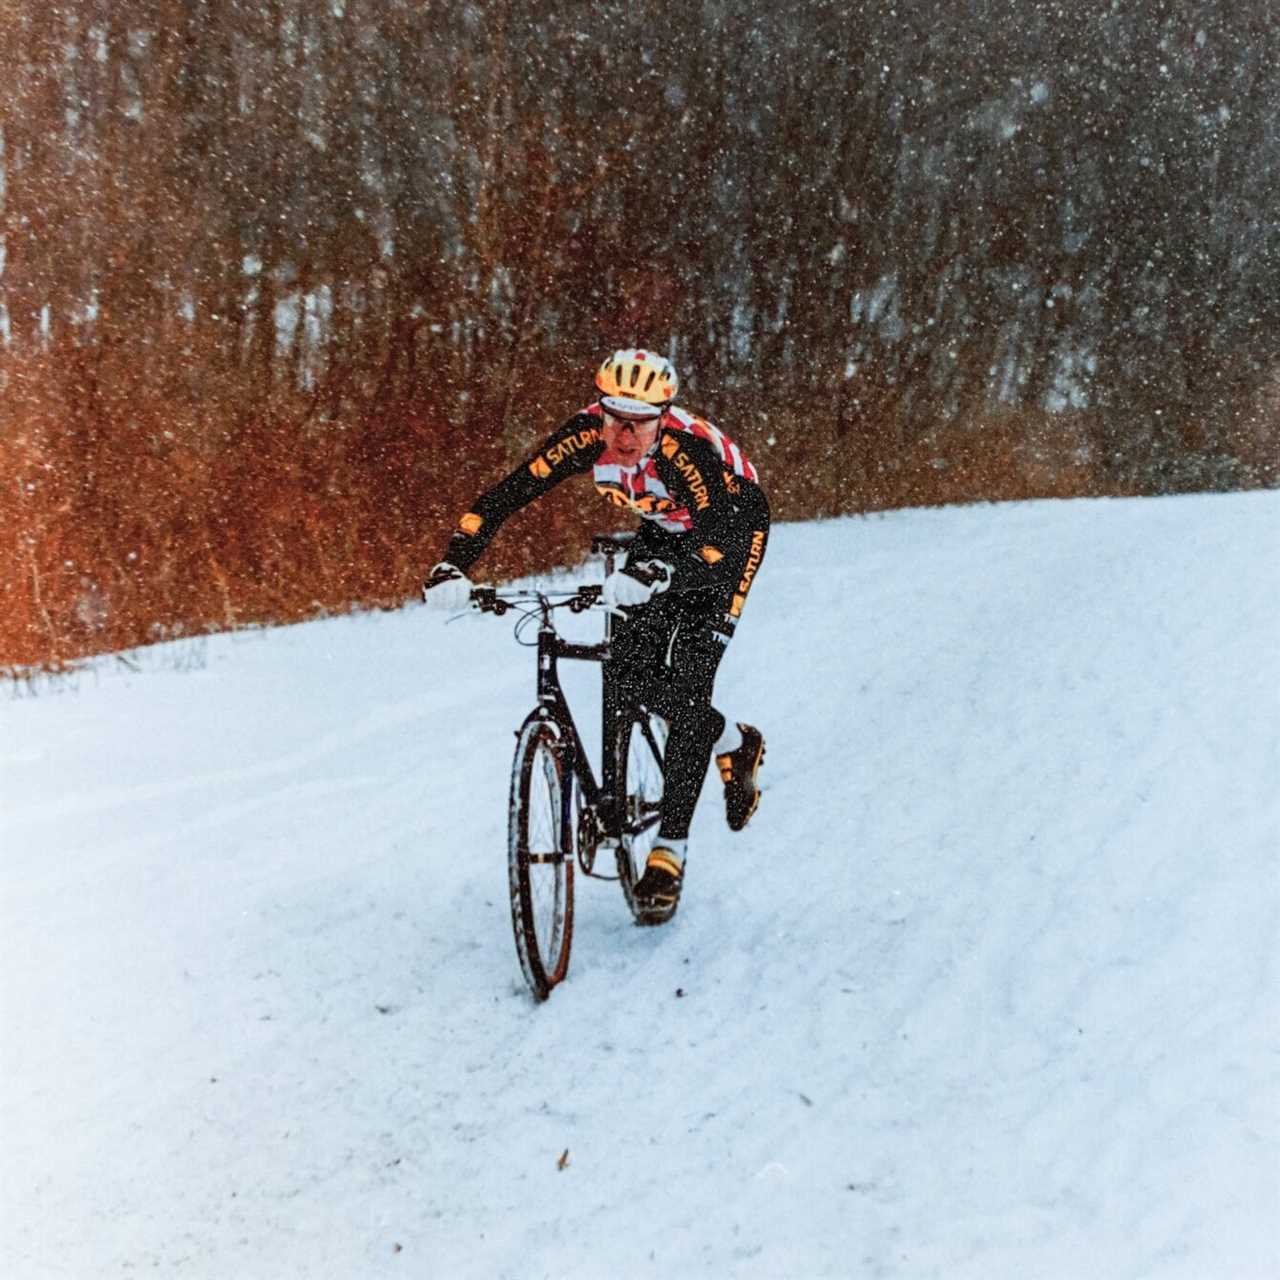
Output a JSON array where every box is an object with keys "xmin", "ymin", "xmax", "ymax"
[{"xmin": 607, "ymin": 590, "xmax": 730, "ymax": 843}]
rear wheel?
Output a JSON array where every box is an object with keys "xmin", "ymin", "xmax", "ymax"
[
  {"xmin": 614, "ymin": 708, "xmax": 668, "ymax": 922},
  {"xmin": 509, "ymin": 715, "xmax": 574, "ymax": 1000}
]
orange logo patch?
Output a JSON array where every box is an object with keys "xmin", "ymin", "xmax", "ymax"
[{"xmin": 737, "ymin": 529, "xmax": 765, "ymax": 599}]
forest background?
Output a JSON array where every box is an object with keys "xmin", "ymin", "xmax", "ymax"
[{"xmin": 2, "ymin": 0, "xmax": 1277, "ymax": 667}]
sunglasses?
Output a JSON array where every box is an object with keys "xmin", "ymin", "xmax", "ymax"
[
  {"xmin": 602, "ymin": 414, "xmax": 660, "ymax": 433},
  {"xmin": 600, "ymin": 395, "xmax": 665, "ymax": 424}
]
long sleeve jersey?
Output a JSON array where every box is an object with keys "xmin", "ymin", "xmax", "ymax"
[{"xmin": 441, "ymin": 403, "xmax": 769, "ymax": 606}]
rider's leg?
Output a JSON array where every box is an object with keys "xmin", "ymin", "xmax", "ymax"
[
  {"xmin": 653, "ymin": 600, "xmax": 767, "ymax": 838},
  {"xmin": 607, "ymin": 592, "xmax": 726, "ymax": 837},
  {"xmin": 649, "ymin": 608, "xmax": 730, "ymax": 843},
  {"xmin": 656, "ymin": 697, "xmax": 725, "ymax": 843},
  {"xmin": 612, "ymin": 510, "xmax": 771, "ymax": 843},
  {"xmin": 621, "ymin": 610, "xmax": 725, "ymax": 921}
]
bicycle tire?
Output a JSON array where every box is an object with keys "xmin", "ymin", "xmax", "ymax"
[
  {"xmin": 614, "ymin": 708, "xmax": 668, "ymax": 922},
  {"xmin": 508, "ymin": 713, "xmax": 574, "ymax": 1000}
]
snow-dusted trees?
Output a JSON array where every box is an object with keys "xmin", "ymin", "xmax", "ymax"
[{"xmin": 2, "ymin": 0, "xmax": 1277, "ymax": 665}]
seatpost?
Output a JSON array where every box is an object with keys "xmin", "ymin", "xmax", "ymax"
[{"xmin": 602, "ymin": 546, "xmax": 619, "ymax": 646}]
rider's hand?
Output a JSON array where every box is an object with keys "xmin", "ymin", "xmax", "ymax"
[
  {"xmin": 422, "ymin": 561, "xmax": 473, "ymax": 610},
  {"xmin": 602, "ymin": 560, "xmax": 672, "ymax": 613}
]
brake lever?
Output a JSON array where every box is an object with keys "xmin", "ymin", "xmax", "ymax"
[{"xmin": 570, "ymin": 585, "xmax": 603, "ymax": 612}]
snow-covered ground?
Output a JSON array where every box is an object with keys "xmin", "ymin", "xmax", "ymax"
[{"xmin": 3, "ymin": 492, "xmax": 1278, "ymax": 1279}]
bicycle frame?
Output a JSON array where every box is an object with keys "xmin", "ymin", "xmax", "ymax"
[
  {"xmin": 473, "ymin": 531, "xmax": 666, "ymax": 855},
  {"xmin": 475, "ymin": 535, "xmax": 670, "ymax": 995},
  {"xmin": 527, "ymin": 537, "xmax": 630, "ymax": 842}
]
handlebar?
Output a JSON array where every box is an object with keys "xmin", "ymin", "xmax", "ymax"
[
  {"xmin": 470, "ymin": 585, "xmax": 603, "ymax": 618},
  {"xmin": 470, "ymin": 556, "xmax": 685, "ymax": 620}
]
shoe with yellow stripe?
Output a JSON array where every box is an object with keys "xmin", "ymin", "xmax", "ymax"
[
  {"xmin": 716, "ymin": 723, "xmax": 765, "ymax": 832},
  {"xmin": 632, "ymin": 847, "xmax": 684, "ymax": 925}
]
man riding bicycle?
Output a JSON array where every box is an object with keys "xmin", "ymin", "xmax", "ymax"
[{"xmin": 424, "ymin": 348, "xmax": 768, "ymax": 924}]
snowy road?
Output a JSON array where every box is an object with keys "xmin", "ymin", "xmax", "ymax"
[{"xmin": 3, "ymin": 493, "xmax": 1278, "ymax": 1278}]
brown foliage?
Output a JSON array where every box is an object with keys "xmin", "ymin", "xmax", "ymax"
[
  {"xmin": 0, "ymin": 331, "xmax": 617, "ymax": 667},
  {"xmin": 4, "ymin": 1, "xmax": 1277, "ymax": 668},
  {"xmin": 2, "ymin": 342, "xmax": 1269, "ymax": 670}
]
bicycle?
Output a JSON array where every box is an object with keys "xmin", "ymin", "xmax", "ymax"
[{"xmin": 470, "ymin": 533, "xmax": 670, "ymax": 1001}]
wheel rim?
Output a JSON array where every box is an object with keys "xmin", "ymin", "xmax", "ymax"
[{"xmin": 524, "ymin": 739, "xmax": 569, "ymax": 966}]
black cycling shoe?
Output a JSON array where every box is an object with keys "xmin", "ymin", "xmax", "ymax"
[
  {"xmin": 633, "ymin": 847, "xmax": 684, "ymax": 925},
  {"xmin": 716, "ymin": 723, "xmax": 765, "ymax": 832}
]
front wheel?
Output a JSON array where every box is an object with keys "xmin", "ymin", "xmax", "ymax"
[
  {"xmin": 509, "ymin": 714, "xmax": 574, "ymax": 1000},
  {"xmin": 614, "ymin": 708, "xmax": 668, "ymax": 922}
]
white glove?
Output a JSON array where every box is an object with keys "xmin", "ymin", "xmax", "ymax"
[
  {"xmin": 602, "ymin": 560, "xmax": 672, "ymax": 613},
  {"xmin": 422, "ymin": 561, "xmax": 473, "ymax": 610}
]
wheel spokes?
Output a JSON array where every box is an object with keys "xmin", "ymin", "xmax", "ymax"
[{"xmin": 509, "ymin": 717, "xmax": 577, "ymax": 1000}]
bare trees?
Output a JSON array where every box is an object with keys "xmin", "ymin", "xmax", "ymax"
[{"xmin": 2, "ymin": 0, "xmax": 1276, "ymax": 664}]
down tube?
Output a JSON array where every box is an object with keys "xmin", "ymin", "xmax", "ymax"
[{"xmin": 544, "ymin": 688, "xmax": 602, "ymax": 818}]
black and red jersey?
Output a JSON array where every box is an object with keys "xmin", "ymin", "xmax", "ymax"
[{"xmin": 442, "ymin": 404, "xmax": 768, "ymax": 606}]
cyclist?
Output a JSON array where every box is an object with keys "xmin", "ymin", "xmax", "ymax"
[{"xmin": 424, "ymin": 348, "xmax": 768, "ymax": 924}]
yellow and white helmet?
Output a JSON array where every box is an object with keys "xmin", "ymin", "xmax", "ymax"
[{"xmin": 595, "ymin": 348, "xmax": 679, "ymax": 419}]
